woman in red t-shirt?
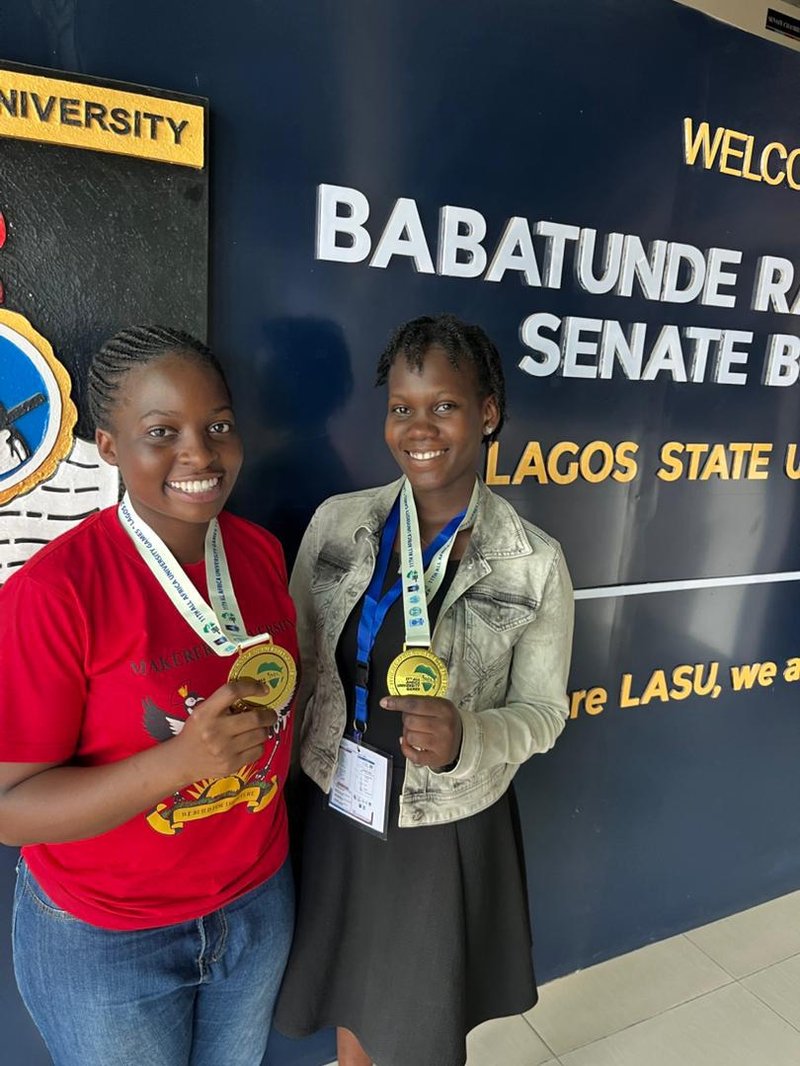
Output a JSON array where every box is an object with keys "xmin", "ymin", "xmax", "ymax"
[{"xmin": 0, "ymin": 326, "xmax": 297, "ymax": 1066}]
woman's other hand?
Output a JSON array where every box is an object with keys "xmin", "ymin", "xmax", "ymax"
[
  {"xmin": 380, "ymin": 695, "xmax": 462, "ymax": 770},
  {"xmin": 172, "ymin": 680, "xmax": 278, "ymax": 781}
]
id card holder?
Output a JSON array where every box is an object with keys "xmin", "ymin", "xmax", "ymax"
[{"xmin": 328, "ymin": 736, "xmax": 393, "ymax": 840}]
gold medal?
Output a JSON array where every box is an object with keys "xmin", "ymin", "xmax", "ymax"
[
  {"xmin": 228, "ymin": 642, "xmax": 297, "ymax": 713},
  {"xmin": 386, "ymin": 646, "xmax": 448, "ymax": 698}
]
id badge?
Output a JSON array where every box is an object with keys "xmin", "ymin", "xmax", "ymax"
[{"xmin": 328, "ymin": 737, "xmax": 393, "ymax": 840}]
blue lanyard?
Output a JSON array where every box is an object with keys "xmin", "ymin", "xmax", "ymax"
[{"xmin": 352, "ymin": 497, "xmax": 466, "ymax": 741}]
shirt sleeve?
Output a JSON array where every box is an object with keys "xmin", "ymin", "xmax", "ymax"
[{"xmin": 0, "ymin": 569, "xmax": 88, "ymax": 763}]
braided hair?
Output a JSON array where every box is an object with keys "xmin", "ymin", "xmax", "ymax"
[
  {"xmin": 88, "ymin": 325, "xmax": 229, "ymax": 430},
  {"xmin": 375, "ymin": 314, "xmax": 506, "ymax": 442}
]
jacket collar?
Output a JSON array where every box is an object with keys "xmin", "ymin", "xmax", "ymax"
[
  {"xmin": 353, "ymin": 476, "xmax": 406, "ymax": 540},
  {"xmin": 353, "ymin": 476, "xmax": 533, "ymax": 561},
  {"xmin": 469, "ymin": 478, "xmax": 532, "ymax": 561}
]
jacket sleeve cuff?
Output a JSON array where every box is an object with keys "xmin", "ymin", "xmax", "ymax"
[{"xmin": 430, "ymin": 707, "xmax": 483, "ymax": 780}]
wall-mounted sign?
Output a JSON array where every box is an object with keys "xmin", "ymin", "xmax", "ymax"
[
  {"xmin": 0, "ymin": 309, "xmax": 75, "ymax": 504},
  {"xmin": 767, "ymin": 7, "xmax": 800, "ymax": 40},
  {"xmin": 0, "ymin": 66, "xmax": 204, "ymax": 167},
  {"xmin": 0, "ymin": 61, "xmax": 208, "ymax": 582}
]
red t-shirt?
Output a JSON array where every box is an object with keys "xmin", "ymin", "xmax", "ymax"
[{"xmin": 0, "ymin": 506, "xmax": 297, "ymax": 930}]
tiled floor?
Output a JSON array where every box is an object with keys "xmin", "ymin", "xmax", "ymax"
[{"xmin": 325, "ymin": 887, "xmax": 800, "ymax": 1065}]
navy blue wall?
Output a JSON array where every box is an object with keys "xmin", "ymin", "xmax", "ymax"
[{"xmin": 2, "ymin": 2, "xmax": 800, "ymax": 1064}]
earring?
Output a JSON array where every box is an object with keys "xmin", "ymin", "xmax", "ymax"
[{"xmin": 483, "ymin": 425, "xmax": 494, "ymax": 436}]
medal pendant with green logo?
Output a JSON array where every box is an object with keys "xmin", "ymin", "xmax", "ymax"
[
  {"xmin": 228, "ymin": 642, "xmax": 297, "ymax": 713},
  {"xmin": 386, "ymin": 645, "xmax": 448, "ymax": 698}
]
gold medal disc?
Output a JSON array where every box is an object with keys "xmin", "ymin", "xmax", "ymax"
[
  {"xmin": 386, "ymin": 646, "xmax": 448, "ymax": 698},
  {"xmin": 228, "ymin": 642, "xmax": 297, "ymax": 713}
]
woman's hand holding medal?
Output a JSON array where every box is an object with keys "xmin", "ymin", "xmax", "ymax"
[
  {"xmin": 172, "ymin": 679, "xmax": 277, "ymax": 782},
  {"xmin": 117, "ymin": 495, "xmax": 297, "ymax": 790},
  {"xmin": 380, "ymin": 695, "xmax": 462, "ymax": 770}
]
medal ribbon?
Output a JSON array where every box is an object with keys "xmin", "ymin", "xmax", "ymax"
[
  {"xmin": 117, "ymin": 493, "xmax": 270, "ymax": 657},
  {"xmin": 398, "ymin": 478, "xmax": 479, "ymax": 648},
  {"xmin": 352, "ymin": 478, "xmax": 478, "ymax": 739}
]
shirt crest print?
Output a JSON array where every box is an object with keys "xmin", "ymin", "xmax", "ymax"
[{"xmin": 142, "ymin": 681, "xmax": 290, "ymax": 836}]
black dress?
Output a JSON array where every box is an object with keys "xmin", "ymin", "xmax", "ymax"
[{"xmin": 275, "ymin": 558, "xmax": 537, "ymax": 1066}]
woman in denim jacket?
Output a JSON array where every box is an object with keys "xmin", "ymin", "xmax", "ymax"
[{"xmin": 276, "ymin": 314, "xmax": 574, "ymax": 1066}]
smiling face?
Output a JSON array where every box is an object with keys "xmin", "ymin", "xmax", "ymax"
[
  {"xmin": 95, "ymin": 352, "xmax": 243, "ymax": 560},
  {"xmin": 384, "ymin": 345, "xmax": 498, "ymax": 513}
]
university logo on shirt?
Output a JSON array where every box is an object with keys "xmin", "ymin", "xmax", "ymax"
[{"xmin": 143, "ymin": 682, "xmax": 289, "ymax": 836}]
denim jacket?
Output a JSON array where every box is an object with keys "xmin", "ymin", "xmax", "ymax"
[{"xmin": 289, "ymin": 477, "xmax": 574, "ymax": 828}]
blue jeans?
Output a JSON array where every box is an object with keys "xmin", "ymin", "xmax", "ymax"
[{"xmin": 12, "ymin": 858, "xmax": 294, "ymax": 1066}]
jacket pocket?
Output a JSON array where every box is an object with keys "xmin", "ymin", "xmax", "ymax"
[
  {"xmin": 310, "ymin": 551, "xmax": 351, "ymax": 621},
  {"xmin": 464, "ymin": 587, "xmax": 539, "ymax": 631},
  {"xmin": 311, "ymin": 550, "xmax": 351, "ymax": 592},
  {"xmin": 463, "ymin": 587, "xmax": 538, "ymax": 679}
]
